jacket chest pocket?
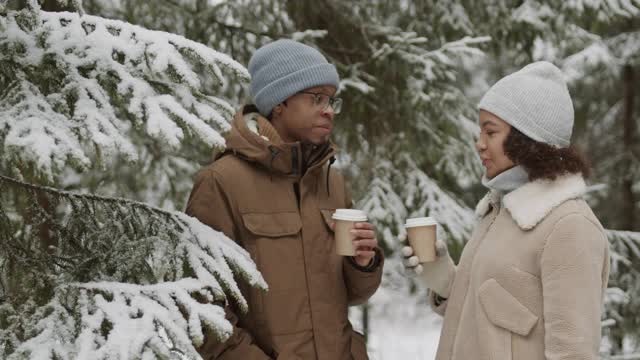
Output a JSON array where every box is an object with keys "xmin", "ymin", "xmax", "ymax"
[
  {"xmin": 242, "ymin": 211, "xmax": 313, "ymax": 336},
  {"xmin": 319, "ymin": 209, "xmax": 336, "ymax": 232},
  {"xmin": 320, "ymin": 208, "xmax": 355, "ymax": 261},
  {"xmin": 242, "ymin": 212, "xmax": 305, "ymax": 292},
  {"xmin": 477, "ymin": 278, "xmax": 539, "ymax": 360}
]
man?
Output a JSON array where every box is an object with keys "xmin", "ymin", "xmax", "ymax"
[{"xmin": 186, "ymin": 39, "xmax": 383, "ymax": 360}]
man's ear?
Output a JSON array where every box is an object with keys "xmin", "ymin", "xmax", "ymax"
[{"xmin": 272, "ymin": 104, "xmax": 284, "ymax": 120}]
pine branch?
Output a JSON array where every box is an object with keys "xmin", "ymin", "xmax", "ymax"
[
  {"xmin": 1, "ymin": 6, "xmax": 246, "ymax": 180},
  {"xmin": 0, "ymin": 173, "xmax": 266, "ymax": 359}
]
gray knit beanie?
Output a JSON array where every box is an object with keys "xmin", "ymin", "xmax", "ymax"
[
  {"xmin": 248, "ymin": 39, "xmax": 340, "ymax": 116},
  {"xmin": 478, "ymin": 61, "xmax": 574, "ymax": 148}
]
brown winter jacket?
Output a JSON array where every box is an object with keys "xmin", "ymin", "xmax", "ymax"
[
  {"xmin": 430, "ymin": 174, "xmax": 610, "ymax": 360},
  {"xmin": 185, "ymin": 108, "xmax": 383, "ymax": 360}
]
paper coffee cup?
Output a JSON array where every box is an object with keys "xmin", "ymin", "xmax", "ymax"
[
  {"xmin": 332, "ymin": 209, "xmax": 368, "ymax": 256},
  {"xmin": 405, "ymin": 217, "xmax": 438, "ymax": 263}
]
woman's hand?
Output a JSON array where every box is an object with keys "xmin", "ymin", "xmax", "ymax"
[{"xmin": 401, "ymin": 235, "xmax": 454, "ymax": 297}]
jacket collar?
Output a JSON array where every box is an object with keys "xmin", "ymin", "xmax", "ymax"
[
  {"xmin": 475, "ymin": 174, "xmax": 587, "ymax": 230},
  {"xmin": 222, "ymin": 107, "xmax": 337, "ymax": 177}
]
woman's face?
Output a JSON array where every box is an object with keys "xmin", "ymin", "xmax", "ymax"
[{"xmin": 476, "ymin": 110, "xmax": 515, "ymax": 179}]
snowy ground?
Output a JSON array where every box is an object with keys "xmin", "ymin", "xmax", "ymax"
[
  {"xmin": 367, "ymin": 303, "xmax": 442, "ymax": 360},
  {"xmin": 350, "ymin": 266, "xmax": 443, "ymax": 360}
]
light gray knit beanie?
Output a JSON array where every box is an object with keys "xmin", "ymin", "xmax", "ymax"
[
  {"xmin": 478, "ymin": 61, "xmax": 574, "ymax": 148},
  {"xmin": 248, "ymin": 39, "xmax": 340, "ymax": 116}
]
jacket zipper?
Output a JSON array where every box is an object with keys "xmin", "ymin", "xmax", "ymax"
[
  {"xmin": 291, "ymin": 146, "xmax": 299, "ymax": 177},
  {"xmin": 291, "ymin": 146, "xmax": 301, "ymax": 208}
]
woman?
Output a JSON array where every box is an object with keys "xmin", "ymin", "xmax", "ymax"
[{"xmin": 403, "ymin": 61, "xmax": 610, "ymax": 359}]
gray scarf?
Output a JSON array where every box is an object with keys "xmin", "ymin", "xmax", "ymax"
[{"xmin": 482, "ymin": 165, "xmax": 529, "ymax": 193}]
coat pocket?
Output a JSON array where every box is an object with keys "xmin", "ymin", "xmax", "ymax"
[
  {"xmin": 241, "ymin": 212, "xmax": 304, "ymax": 293},
  {"xmin": 477, "ymin": 278, "xmax": 539, "ymax": 360},
  {"xmin": 241, "ymin": 212, "xmax": 311, "ymax": 336},
  {"xmin": 478, "ymin": 278, "xmax": 538, "ymax": 336},
  {"xmin": 319, "ymin": 208, "xmax": 336, "ymax": 232},
  {"xmin": 242, "ymin": 211, "xmax": 302, "ymax": 237}
]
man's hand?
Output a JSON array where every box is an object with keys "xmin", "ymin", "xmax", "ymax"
[
  {"xmin": 329, "ymin": 221, "xmax": 379, "ymax": 267},
  {"xmin": 350, "ymin": 222, "xmax": 378, "ymax": 267}
]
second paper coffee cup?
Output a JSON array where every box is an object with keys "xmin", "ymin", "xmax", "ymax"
[
  {"xmin": 405, "ymin": 217, "xmax": 438, "ymax": 263},
  {"xmin": 332, "ymin": 209, "xmax": 368, "ymax": 256}
]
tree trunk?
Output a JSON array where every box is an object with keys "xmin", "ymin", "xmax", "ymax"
[
  {"xmin": 362, "ymin": 303, "xmax": 369, "ymax": 344},
  {"xmin": 36, "ymin": 190, "xmax": 57, "ymax": 253},
  {"xmin": 622, "ymin": 64, "xmax": 636, "ymax": 231},
  {"xmin": 41, "ymin": 0, "xmax": 75, "ymax": 12}
]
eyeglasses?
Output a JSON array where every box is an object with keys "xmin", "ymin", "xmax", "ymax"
[{"xmin": 298, "ymin": 91, "xmax": 343, "ymax": 114}]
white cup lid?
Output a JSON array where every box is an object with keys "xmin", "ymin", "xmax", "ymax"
[
  {"xmin": 405, "ymin": 217, "xmax": 437, "ymax": 228},
  {"xmin": 332, "ymin": 209, "xmax": 368, "ymax": 222}
]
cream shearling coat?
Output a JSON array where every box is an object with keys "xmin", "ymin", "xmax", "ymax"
[{"xmin": 431, "ymin": 174, "xmax": 610, "ymax": 360}]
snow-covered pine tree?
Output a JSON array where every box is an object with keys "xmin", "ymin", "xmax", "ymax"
[
  {"xmin": 0, "ymin": 174, "xmax": 265, "ymax": 359},
  {"xmin": 91, "ymin": 1, "xmax": 490, "ymax": 347},
  {"xmin": 45, "ymin": 0, "xmax": 296, "ymax": 210},
  {"xmin": 86, "ymin": 0, "xmax": 486, "ymax": 234},
  {"xmin": 0, "ymin": 1, "xmax": 265, "ymax": 358},
  {"xmin": 602, "ymin": 230, "xmax": 640, "ymax": 357},
  {"xmin": 55, "ymin": 0, "xmax": 640, "ymax": 354},
  {"xmin": 85, "ymin": 0, "xmax": 488, "ymax": 321}
]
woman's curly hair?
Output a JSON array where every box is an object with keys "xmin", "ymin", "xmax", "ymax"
[{"xmin": 503, "ymin": 127, "xmax": 591, "ymax": 181}]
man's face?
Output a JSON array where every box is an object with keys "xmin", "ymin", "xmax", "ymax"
[
  {"xmin": 271, "ymin": 85, "xmax": 337, "ymax": 145},
  {"xmin": 476, "ymin": 110, "xmax": 515, "ymax": 179}
]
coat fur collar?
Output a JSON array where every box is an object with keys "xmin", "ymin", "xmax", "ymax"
[{"xmin": 475, "ymin": 174, "xmax": 587, "ymax": 230}]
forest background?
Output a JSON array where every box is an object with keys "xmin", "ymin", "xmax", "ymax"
[{"xmin": 1, "ymin": 0, "xmax": 639, "ymax": 359}]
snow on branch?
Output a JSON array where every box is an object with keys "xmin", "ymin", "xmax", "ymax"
[
  {"xmin": 401, "ymin": 156, "xmax": 475, "ymax": 244},
  {"xmin": 359, "ymin": 161, "xmax": 407, "ymax": 251},
  {"xmin": 563, "ymin": 0, "xmax": 639, "ymax": 19},
  {"xmin": 359, "ymin": 155, "xmax": 475, "ymax": 251},
  {"xmin": 511, "ymin": 0, "xmax": 554, "ymax": 30},
  {"xmin": 0, "ymin": 6, "xmax": 248, "ymax": 180},
  {"xmin": 607, "ymin": 229, "xmax": 640, "ymax": 275},
  {"xmin": 370, "ymin": 30, "xmax": 490, "ymax": 82},
  {"xmin": 606, "ymin": 354, "xmax": 640, "ymax": 360},
  {"xmin": 0, "ymin": 174, "xmax": 266, "ymax": 359}
]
